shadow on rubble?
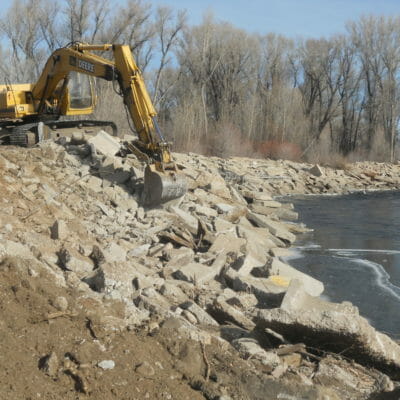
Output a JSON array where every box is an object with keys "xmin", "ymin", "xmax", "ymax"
[
  {"xmin": 369, "ymin": 388, "xmax": 400, "ymax": 399},
  {"xmin": 57, "ymin": 135, "xmax": 145, "ymax": 206}
]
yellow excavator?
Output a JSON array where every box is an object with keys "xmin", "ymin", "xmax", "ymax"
[{"xmin": 0, "ymin": 43, "xmax": 186, "ymax": 205}]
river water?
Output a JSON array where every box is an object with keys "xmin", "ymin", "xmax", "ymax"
[{"xmin": 283, "ymin": 191, "xmax": 400, "ymax": 337}]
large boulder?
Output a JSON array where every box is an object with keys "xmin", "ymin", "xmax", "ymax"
[{"xmin": 256, "ymin": 280, "xmax": 400, "ymax": 379}]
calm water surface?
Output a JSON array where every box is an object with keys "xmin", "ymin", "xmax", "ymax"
[{"xmin": 284, "ymin": 191, "xmax": 400, "ymax": 337}]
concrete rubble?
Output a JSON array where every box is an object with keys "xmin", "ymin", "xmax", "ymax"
[{"xmin": 1, "ymin": 131, "xmax": 400, "ymax": 399}]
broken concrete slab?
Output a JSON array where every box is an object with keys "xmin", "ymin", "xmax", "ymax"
[
  {"xmin": 209, "ymin": 233, "xmax": 246, "ymax": 254},
  {"xmin": 194, "ymin": 204, "xmax": 218, "ymax": 218},
  {"xmin": 208, "ymin": 297, "xmax": 255, "ymax": 330},
  {"xmin": 309, "ymin": 164, "xmax": 324, "ymax": 177},
  {"xmin": 164, "ymin": 247, "xmax": 195, "ymax": 269},
  {"xmin": 224, "ymin": 268, "xmax": 286, "ymax": 307},
  {"xmin": 103, "ymin": 243, "xmax": 127, "ymax": 263},
  {"xmin": 87, "ymin": 130, "xmax": 121, "ymax": 157},
  {"xmin": 237, "ymin": 225, "xmax": 276, "ymax": 253},
  {"xmin": 213, "ymin": 217, "xmax": 236, "ymax": 234},
  {"xmin": 159, "ymin": 317, "xmax": 212, "ymax": 344},
  {"xmin": 50, "ymin": 219, "xmax": 68, "ymax": 240},
  {"xmin": 159, "ymin": 281, "xmax": 189, "ymax": 304},
  {"xmin": 172, "ymin": 260, "xmax": 223, "ymax": 285},
  {"xmin": 180, "ymin": 301, "xmax": 219, "ymax": 326},
  {"xmin": 256, "ymin": 280, "xmax": 400, "ymax": 379},
  {"xmin": 247, "ymin": 212, "xmax": 296, "ymax": 244},
  {"xmin": 252, "ymin": 200, "xmax": 282, "ymax": 208},
  {"xmin": 169, "ymin": 205, "xmax": 199, "ymax": 234},
  {"xmin": 85, "ymin": 176, "xmax": 103, "ymax": 193},
  {"xmin": 232, "ymin": 338, "xmax": 281, "ymax": 368},
  {"xmin": 269, "ymin": 258, "xmax": 324, "ymax": 297},
  {"xmin": 230, "ymin": 253, "xmax": 265, "ymax": 276}
]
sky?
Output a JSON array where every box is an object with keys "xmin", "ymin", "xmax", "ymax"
[
  {"xmin": 150, "ymin": 0, "xmax": 400, "ymax": 38},
  {"xmin": 1, "ymin": 0, "xmax": 399, "ymax": 39}
]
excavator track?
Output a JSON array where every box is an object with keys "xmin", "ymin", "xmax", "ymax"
[
  {"xmin": 2, "ymin": 119, "xmax": 118, "ymax": 146},
  {"xmin": 9, "ymin": 125, "xmax": 36, "ymax": 147}
]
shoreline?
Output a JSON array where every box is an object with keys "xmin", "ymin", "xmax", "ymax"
[{"xmin": 1, "ymin": 141, "xmax": 400, "ymax": 399}]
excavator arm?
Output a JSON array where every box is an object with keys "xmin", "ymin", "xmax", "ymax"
[{"xmin": 31, "ymin": 43, "xmax": 186, "ymax": 205}]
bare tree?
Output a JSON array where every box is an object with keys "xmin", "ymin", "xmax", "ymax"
[{"xmin": 152, "ymin": 6, "xmax": 186, "ymax": 107}]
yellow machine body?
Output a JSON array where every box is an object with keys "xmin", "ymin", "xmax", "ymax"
[{"xmin": 0, "ymin": 43, "xmax": 186, "ymax": 205}]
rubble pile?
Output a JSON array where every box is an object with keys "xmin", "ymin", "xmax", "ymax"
[{"xmin": 1, "ymin": 132, "xmax": 400, "ymax": 399}]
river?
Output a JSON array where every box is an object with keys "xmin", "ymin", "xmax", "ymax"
[{"xmin": 283, "ymin": 191, "xmax": 400, "ymax": 337}]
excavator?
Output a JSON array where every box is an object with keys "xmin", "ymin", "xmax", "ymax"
[{"xmin": 0, "ymin": 43, "xmax": 186, "ymax": 205}]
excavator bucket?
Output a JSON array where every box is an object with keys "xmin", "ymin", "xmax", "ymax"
[{"xmin": 142, "ymin": 164, "xmax": 187, "ymax": 206}]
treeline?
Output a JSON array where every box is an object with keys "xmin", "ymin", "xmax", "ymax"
[{"xmin": 1, "ymin": 0, "xmax": 400, "ymax": 162}]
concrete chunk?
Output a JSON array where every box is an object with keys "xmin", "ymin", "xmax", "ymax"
[
  {"xmin": 87, "ymin": 130, "xmax": 120, "ymax": 157},
  {"xmin": 269, "ymin": 258, "xmax": 324, "ymax": 297},
  {"xmin": 172, "ymin": 262, "xmax": 219, "ymax": 285},
  {"xmin": 169, "ymin": 205, "xmax": 198, "ymax": 234},
  {"xmin": 103, "ymin": 243, "xmax": 127, "ymax": 263},
  {"xmin": 50, "ymin": 219, "xmax": 68, "ymax": 240},
  {"xmin": 209, "ymin": 298, "xmax": 255, "ymax": 330},
  {"xmin": 247, "ymin": 212, "xmax": 296, "ymax": 244},
  {"xmin": 209, "ymin": 233, "xmax": 246, "ymax": 254},
  {"xmin": 180, "ymin": 301, "xmax": 219, "ymax": 326},
  {"xmin": 257, "ymin": 280, "xmax": 400, "ymax": 379},
  {"xmin": 309, "ymin": 164, "xmax": 324, "ymax": 177},
  {"xmin": 232, "ymin": 338, "xmax": 281, "ymax": 367},
  {"xmin": 231, "ymin": 253, "xmax": 265, "ymax": 276},
  {"xmin": 224, "ymin": 268, "xmax": 286, "ymax": 307}
]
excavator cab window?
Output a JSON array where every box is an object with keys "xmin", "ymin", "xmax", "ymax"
[{"xmin": 68, "ymin": 71, "xmax": 93, "ymax": 110}]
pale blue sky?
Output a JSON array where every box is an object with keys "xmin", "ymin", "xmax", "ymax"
[
  {"xmin": 150, "ymin": 0, "xmax": 400, "ymax": 38},
  {"xmin": 1, "ymin": 0, "xmax": 400, "ymax": 38}
]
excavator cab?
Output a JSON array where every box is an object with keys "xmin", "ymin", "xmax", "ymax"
[{"xmin": 62, "ymin": 72, "xmax": 95, "ymax": 115}]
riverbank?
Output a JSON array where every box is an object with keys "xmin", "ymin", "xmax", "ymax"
[{"xmin": 1, "ymin": 137, "xmax": 399, "ymax": 399}]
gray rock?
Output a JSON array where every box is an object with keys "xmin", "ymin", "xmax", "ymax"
[
  {"xmin": 134, "ymin": 288, "xmax": 172, "ymax": 314},
  {"xmin": 159, "ymin": 317, "xmax": 212, "ymax": 344},
  {"xmin": 194, "ymin": 204, "xmax": 218, "ymax": 218},
  {"xmin": 237, "ymin": 225, "xmax": 276, "ymax": 253},
  {"xmin": 98, "ymin": 360, "xmax": 115, "ymax": 370},
  {"xmin": 164, "ymin": 247, "xmax": 195, "ymax": 268},
  {"xmin": 216, "ymin": 203, "xmax": 235, "ymax": 214},
  {"xmin": 269, "ymin": 258, "xmax": 324, "ymax": 297},
  {"xmin": 160, "ymin": 282, "xmax": 189, "ymax": 304},
  {"xmin": 231, "ymin": 253, "xmax": 265, "ymax": 276},
  {"xmin": 103, "ymin": 243, "xmax": 127, "ymax": 263},
  {"xmin": 309, "ymin": 164, "xmax": 324, "ymax": 177},
  {"xmin": 257, "ymin": 280, "xmax": 400, "ymax": 379},
  {"xmin": 247, "ymin": 212, "xmax": 296, "ymax": 244},
  {"xmin": 209, "ymin": 233, "xmax": 246, "ymax": 254},
  {"xmin": 87, "ymin": 130, "xmax": 120, "ymax": 157},
  {"xmin": 135, "ymin": 361, "xmax": 155, "ymax": 376},
  {"xmin": 172, "ymin": 262, "xmax": 221, "ymax": 285},
  {"xmin": 128, "ymin": 244, "xmax": 151, "ymax": 258},
  {"xmin": 209, "ymin": 297, "xmax": 255, "ymax": 330},
  {"xmin": 40, "ymin": 352, "xmax": 59, "ymax": 377},
  {"xmin": 52, "ymin": 296, "xmax": 68, "ymax": 311},
  {"xmin": 225, "ymin": 268, "xmax": 286, "ymax": 307},
  {"xmin": 180, "ymin": 301, "xmax": 219, "ymax": 326},
  {"xmin": 232, "ymin": 338, "xmax": 281, "ymax": 367},
  {"xmin": 213, "ymin": 217, "xmax": 236, "ymax": 234},
  {"xmin": 50, "ymin": 219, "xmax": 68, "ymax": 240},
  {"xmin": 169, "ymin": 205, "xmax": 198, "ymax": 234},
  {"xmin": 252, "ymin": 200, "xmax": 282, "ymax": 208},
  {"xmin": 85, "ymin": 176, "xmax": 103, "ymax": 193}
]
